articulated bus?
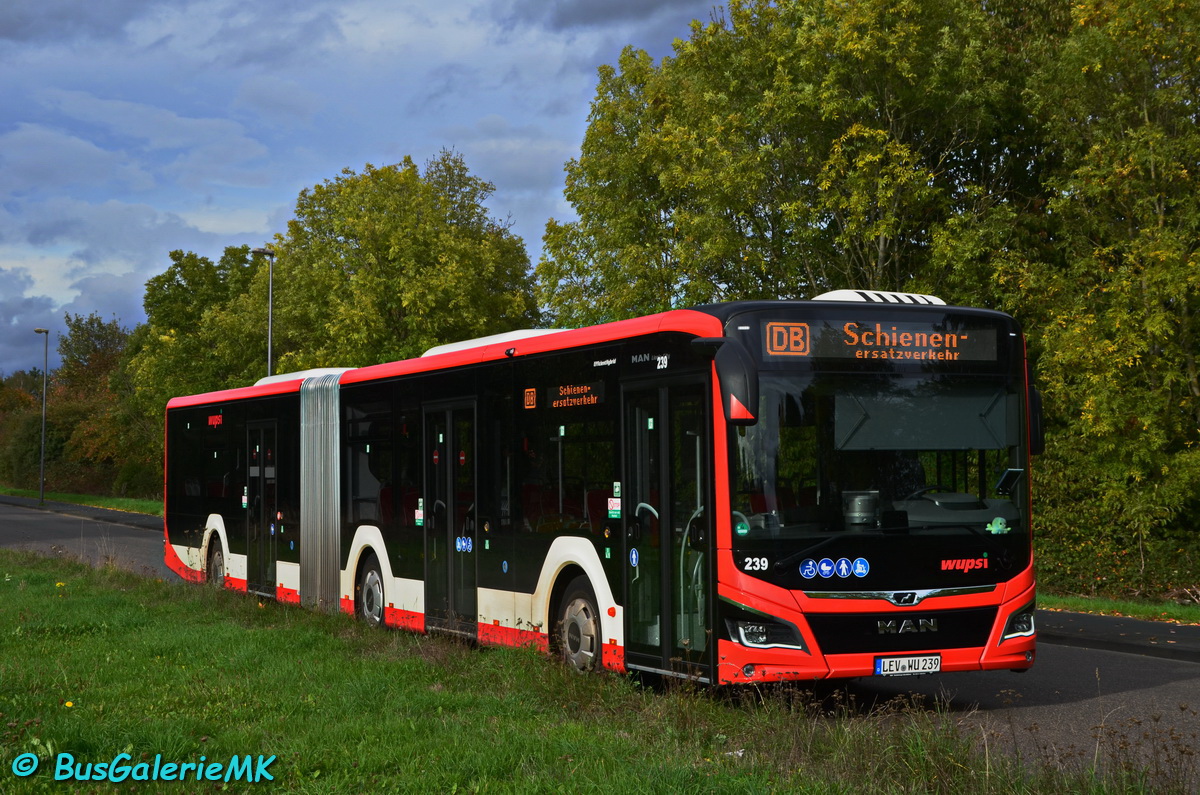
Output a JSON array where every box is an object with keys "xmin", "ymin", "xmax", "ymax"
[{"xmin": 164, "ymin": 290, "xmax": 1040, "ymax": 683}]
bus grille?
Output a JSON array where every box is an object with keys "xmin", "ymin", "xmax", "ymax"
[{"xmin": 805, "ymin": 607, "xmax": 998, "ymax": 655}]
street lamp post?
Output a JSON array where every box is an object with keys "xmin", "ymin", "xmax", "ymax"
[
  {"xmin": 33, "ymin": 328, "xmax": 48, "ymax": 505},
  {"xmin": 251, "ymin": 247, "xmax": 276, "ymax": 377}
]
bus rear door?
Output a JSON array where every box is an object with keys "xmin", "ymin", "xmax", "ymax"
[
  {"xmin": 423, "ymin": 402, "xmax": 478, "ymax": 637},
  {"xmin": 246, "ymin": 421, "xmax": 278, "ymax": 596}
]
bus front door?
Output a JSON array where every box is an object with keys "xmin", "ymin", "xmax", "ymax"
[
  {"xmin": 246, "ymin": 422, "xmax": 278, "ymax": 596},
  {"xmin": 424, "ymin": 403, "xmax": 478, "ymax": 637},
  {"xmin": 623, "ymin": 382, "xmax": 711, "ymax": 678}
]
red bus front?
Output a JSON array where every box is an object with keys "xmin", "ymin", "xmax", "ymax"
[{"xmin": 711, "ymin": 301, "xmax": 1037, "ymax": 683}]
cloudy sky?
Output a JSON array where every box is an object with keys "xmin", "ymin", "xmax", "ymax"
[{"xmin": 0, "ymin": 0, "xmax": 721, "ymax": 374}]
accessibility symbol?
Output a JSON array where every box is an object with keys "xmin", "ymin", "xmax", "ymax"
[
  {"xmin": 799, "ymin": 559, "xmax": 817, "ymax": 579},
  {"xmin": 835, "ymin": 558, "xmax": 852, "ymax": 578},
  {"xmin": 817, "ymin": 558, "xmax": 835, "ymax": 578},
  {"xmin": 853, "ymin": 557, "xmax": 870, "ymax": 577}
]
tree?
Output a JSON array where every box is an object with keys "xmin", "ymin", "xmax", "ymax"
[
  {"xmin": 537, "ymin": 0, "xmax": 1027, "ymax": 325},
  {"xmin": 209, "ymin": 150, "xmax": 539, "ymax": 379},
  {"xmin": 52, "ymin": 314, "xmax": 135, "ymax": 493},
  {"xmin": 56, "ymin": 313, "xmax": 128, "ymax": 400},
  {"xmin": 1004, "ymin": 0, "xmax": 1200, "ymax": 594},
  {"xmin": 124, "ymin": 246, "xmax": 265, "ymax": 420}
]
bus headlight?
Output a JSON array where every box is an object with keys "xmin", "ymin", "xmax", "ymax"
[
  {"xmin": 1001, "ymin": 601, "xmax": 1036, "ymax": 641},
  {"xmin": 722, "ymin": 600, "xmax": 808, "ymax": 652}
]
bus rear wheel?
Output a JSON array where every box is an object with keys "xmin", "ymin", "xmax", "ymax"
[
  {"xmin": 207, "ymin": 538, "xmax": 225, "ymax": 587},
  {"xmin": 357, "ymin": 554, "xmax": 385, "ymax": 628},
  {"xmin": 557, "ymin": 576, "xmax": 600, "ymax": 673}
]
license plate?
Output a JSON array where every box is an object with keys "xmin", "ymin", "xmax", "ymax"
[{"xmin": 874, "ymin": 654, "xmax": 941, "ymax": 676}]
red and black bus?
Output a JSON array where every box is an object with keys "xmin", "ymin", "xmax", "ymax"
[{"xmin": 164, "ymin": 291, "xmax": 1040, "ymax": 683}]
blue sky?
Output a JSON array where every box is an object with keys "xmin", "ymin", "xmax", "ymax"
[{"xmin": 0, "ymin": 0, "xmax": 721, "ymax": 374}]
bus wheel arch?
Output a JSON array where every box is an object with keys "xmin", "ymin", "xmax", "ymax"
[
  {"xmin": 553, "ymin": 570, "xmax": 601, "ymax": 673},
  {"xmin": 356, "ymin": 551, "xmax": 385, "ymax": 628}
]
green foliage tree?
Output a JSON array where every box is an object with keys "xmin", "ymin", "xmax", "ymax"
[
  {"xmin": 116, "ymin": 151, "xmax": 536, "ymax": 495},
  {"xmin": 0, "ymin": 316, "xmax": 143, "ymax": 494},
  {"xmin": 1005, "ymin": 0, "xmax": 1200, "ymax": 594},
  {"xmin": 56, "ymin": 313, "xmax": 128, "ymax": 399},
  {"xmin": 209, "ymin": 150, "xmax": 539, "ymax": 379},
  {"xmin": 0, "ymin": 374, "xmax": 38, "ymax": 489},
  {"xmin": 129, "ymin": 246, "xmax": 261, "ymax": 405},
  {"xmin": 53, "ymin": 314, "xmax": 134, "ymax": 494},
  {"xmin": 537, "ymin": 0, "xmax": 1030, "ymax": 325}
]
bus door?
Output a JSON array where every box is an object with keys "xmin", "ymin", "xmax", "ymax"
[
  {"xmin": 623, "ymin": 381, "xmax": 711, "ymax": 677},
  {"xmin": 423, "ymin": 403, "xmax": 478, "ymax": 636},
  {"xmin": 246, "ymin": 422, "xmax": 278, "ymax": 595}
]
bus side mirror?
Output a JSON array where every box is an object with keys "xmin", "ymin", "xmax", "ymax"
[
  {"xmin": 1029, "ymin": 387, "xmax": 1045, "ymax": 456},
  {"xmin": 692, "ymin": 337, "xmax": 758, "ymax": 426}
]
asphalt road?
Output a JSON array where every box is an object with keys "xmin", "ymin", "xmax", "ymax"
[
  {"xmin": 0, "ymin": 496, "xmax": 168, "ymax": 578},
  {"xmin": 2, "ymin": 496, "xmax": 1198, "ymax": 784}
]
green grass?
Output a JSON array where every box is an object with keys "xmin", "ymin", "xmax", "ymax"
[
  {"xmin": 1, "ymin": 551, "xmax": 1194, "ymax": 793},
  {"xmin": 1037, "ymin": 593, "xmax": 1200, "ymax": 625},
  {"xmin": 0, "ymin": 487, "xmax": 160, "ymax": 517}
]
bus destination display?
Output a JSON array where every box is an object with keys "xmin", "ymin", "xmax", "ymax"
[{"xmin": 764, "ymin": 320, "xmax": 998, "ymax": 362}]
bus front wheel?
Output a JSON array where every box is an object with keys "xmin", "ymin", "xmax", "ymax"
[
  {"xmin": 557, "ymin": 576, "xmax": 600, "ymax": 673},
  {"xmin": 357, "ymin": 554, "xmax": 385, "ymax": 628}
]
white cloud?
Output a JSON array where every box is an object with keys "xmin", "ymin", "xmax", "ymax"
[
  {"xmin": 177, "ymin": 206, "xmax": 271, "ymax": 235},
  {"xmin": 123, "ymin": 0, "xmax": 344, "ymax": 68},
  {"xmin": 40, "ymin": 90, "xmax": 271, "ymax": 190},
  {"xmin": 444, "ymin": 115, "xmax": 576, "ymax": 193},
  {"xmin": 0, "ymin": 264, "xmax": 59, "ymax": 373},
  {"xmin": 0, "ymin": 0, "xmax": 155, "ymax": 44},
  {"xmin": 233, "ymin": 75, "xmax": 322, "ymax": 126},
  {"xmin": 0, "ymin": 123, "xmax": 154, "ymax": 196},
  {"xmin": 43, "ymin": 89, "xmax": 259, "ymax": 153},
  {"xmin": 500, "ymin": 0, "xmax": 706, "ymax": 31}
]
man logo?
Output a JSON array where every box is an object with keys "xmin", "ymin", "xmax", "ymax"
[
  {"xmin": 877, "ymin": 618, "xmax": 938, "ymax": 634},
  {"xmin": 765, "ymin": 322, "xmax": 810, "ymax": 356}
]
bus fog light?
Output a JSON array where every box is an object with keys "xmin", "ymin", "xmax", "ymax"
[{"xmin": 742, "ymin": 664, "xmax": 756, "ymax": 678}]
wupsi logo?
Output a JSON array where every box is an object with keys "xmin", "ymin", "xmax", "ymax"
[{"xmin": 941, "ymin": 556, "xmax": 988, "ymax": 572}]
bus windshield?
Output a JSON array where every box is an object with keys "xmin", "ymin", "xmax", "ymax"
[{"xmin": 730, "ymin": 371, "xmax": 1032, "ymax": 591}]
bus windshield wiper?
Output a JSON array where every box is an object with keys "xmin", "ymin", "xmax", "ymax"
[
  {"xmin": 907, "ymin": 522, "xmax": 986, "ymax": 538},
  {"xmin": 773, "ymin": 535, "xmax": 844, "ymax": 571}
]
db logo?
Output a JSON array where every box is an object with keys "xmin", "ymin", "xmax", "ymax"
[
  {"xmin": 766, "ymin": 323, "xmax": 810, "ymax": 356},
  {"xmin": 524, "ymin": 388, "xmax": 537, "ymax": 409}
]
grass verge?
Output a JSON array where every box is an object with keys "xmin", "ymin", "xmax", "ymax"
[
  {"xmin": 0, "ymin": 487, "xmax": 160, "ymax": 517},
  {"xmin": 1, "ymin": 551, "xmax": 1193, "ymax": 793},
  {"xmin": 1037, "ymin": 594, "xmax": 1200, "ymax": 626}
]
